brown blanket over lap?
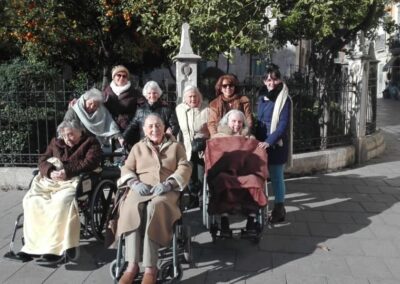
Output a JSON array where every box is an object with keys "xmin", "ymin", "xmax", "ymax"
[{"xmin": 205, "ymin": 136, "xmax": 268, "ymax": 215}]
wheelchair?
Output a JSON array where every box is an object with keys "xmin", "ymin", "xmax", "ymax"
[
  {"xmin": 3, "ymin": 152, "xmax": 124, "ymax": 266},
  {"xmin": 201, "ymin": 136, "xmax": 269, "ymax": 244},
  {"xmin": 109, "ymin": 186, "xmax": 193, "ymax": 284}
]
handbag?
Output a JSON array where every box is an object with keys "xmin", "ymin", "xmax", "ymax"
[{"xmin": 191, "ymin": 137, "xmax": 206, "ymax": 152}]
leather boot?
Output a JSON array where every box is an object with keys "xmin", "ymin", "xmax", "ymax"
[{"xmin": 268, "ymin": 202, "xmax": 286, "ymax": 223}]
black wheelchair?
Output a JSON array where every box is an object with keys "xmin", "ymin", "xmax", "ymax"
[
  {"xmin": 109, "ymin": 186, "xmax": 193, "ymax": 284},
  {"xmin": 3, "ymin": 152, "xmax": 123, "ymax": 266}
]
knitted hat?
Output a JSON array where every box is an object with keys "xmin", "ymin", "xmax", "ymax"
[{"xmin": 111, "ymin": 65, "xmax": 130, "ymax": 79}]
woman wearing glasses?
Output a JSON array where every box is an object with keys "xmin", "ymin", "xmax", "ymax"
[
  {"xmin": 207, "ymin": 74, "xmax": 253, "ymax": 136},
  {"xmin": 103, "ymin": 65, "xmax": 143, "ymax": 135}
]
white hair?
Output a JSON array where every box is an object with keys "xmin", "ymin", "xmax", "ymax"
[
  {"xmin": 219, "ymin": 109, "xmax": 249, "ymax": 129},
  {"xmin": 82, "ymin": 88, "xmax": 104, "ymax": 102},
  {"xmin": 142, "ymin": 81, "xmax": 163, "ymax": 98},
  {"xmin": 183, "ymin": 85, "xmax": 203, "ymax": 106},
  {"xmin": 57, "ymin": 120, "xmax": 84, "ymax": 138}
]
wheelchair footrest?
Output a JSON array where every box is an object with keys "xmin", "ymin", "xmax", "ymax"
[{"xmin": 3, "ymin": 251, "xmax": 33, "ymax": 263}]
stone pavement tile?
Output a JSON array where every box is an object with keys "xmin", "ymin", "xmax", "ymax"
[
  {"xmin": 320, "ymin": 192, "xmax": 348, "ymax": 200},
  {"xmin": 80, "ymin": 264, "xmax": 110, "ymax": 284},
  {"xmin": 338, "ymin": 223, "xmax": 376, "ymax": 239},
  {"xmin": 378, "ymin": 185, "xmax": 400, "ymax": 194},
  {"xmin": 194, "ymin": 247, "xmax": 236, "ymax": 271},
  {"xmin": 0, "ymin": 252, "xmax": 27, "ymax": 283},
  {"xmin": 290, "ymin": 210, "xmax": 325, "ymax": 223},
  {"xmin": 285, "ymin": 272, "xmax": 328, "ymax": 284},
  {"xmin": 318, "ymin": 176, "xmax": 347, "ymax": 185},
  {"xmin": 326, "ymin": 275, "xmax": 369, "ymax": 284},
  {"xmin": 181, "ymin": 264, "xmax": 208, "ymax": 283},
  {"xmin": 350, "ymin": 212, "xmax": 384, "ymax": 225},
  {"xmin": 333, "ymin": 201, "xmax": 365, "ymax": 212},
  {"xmin": 305, "ymin": 253, "xmax": 352, "ymax": 276},
  {"xmin": 322, "ymin": 237, "xmax": 365, "ymax": 256},
  {"xmin": 360, "ymin": 178, "xmax": 391, "ymax": 187},
  {"xmin": 355, "ymin": 185, "xmax": 382, "ymax": 194},
  {"xmin": 337, "ymin": 177, "xmax": 366, "ymax": 186},
  {"xmin": 368, "ymin": 279, "xmax": 400, "ymax": 284},
  {"xmin": 234, "ymin": 250, "xmax": 272, "ymax": 272},
  {"xmin": 308, "ymin": 222, "xmax": 342, "ymax": 237},
  {"xmin": 384, "ymin": 258, "xmax": 400, "ymax": 280},
  {"xmin": 359, "ymin": 239, "xmax": 400, "ymax": 257},
  {"xmin": 386, "ymin": 202, "xmax": 400, "ymax": 213},
  {"xmin": 245, "ymin": 271, "xmax": 286, "ymax": 284},
  {"xmin": 259, "ymin": 235, "xmax": 324, "ymax": 254},
  {"xmin": 360, "ymin": 201, "xmax": 391, "ymax": 213},
  {"xmin": 271, "ymin": 252, "xmax": 313, "ymax": 276},
  {"xmin": 369, "ymin": 193, "xmax": 399, "ymax": 203},
  {"xmin": 345, "ymin": 193, "xmax": 373, "ymax": 202},
  {"xmin": 322, "ymin": 212, "xmax": 355, "ymax": 224},
  {"xmin": 2, "ymin": 261, "xmax": 57, "ymax": 284},
  {"xmin": 380, "ymin": 212, "xmax": 400, "ymax": 227},
  {"xmin": 204, "ymin": 269, "xmax": 246, "ymax": 283},
  {"xmin": 368, "ymin": 223, "xmax": 400, "ymax": 240},
  {"xmin": 385, "ymin": 177, "xmax": 400, "ymax": 187},
  {"xmin": 266, "ymin": 221, "xmax": 310, "ymax": 236},
  {"xmin": 346, "ymin": 256, "xmax": 394, "ymax": 279}
]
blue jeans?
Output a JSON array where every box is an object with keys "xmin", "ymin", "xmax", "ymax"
[{"xmin": 269, "ymin": 164, "xmax": 286, "ymax": 203}]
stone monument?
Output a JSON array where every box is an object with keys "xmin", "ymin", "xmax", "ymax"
[{"xmin": 173, "ymin": 23, "xmax": 201, "ymax": 103}]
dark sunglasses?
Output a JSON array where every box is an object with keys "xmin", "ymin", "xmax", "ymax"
[
  {"xmin": 116, "ymin": 73, "xmax": 127, "ymax": 78},
  {"xmin": 221, "ymin": 84, "xmax": 234, "ymax": 88}
]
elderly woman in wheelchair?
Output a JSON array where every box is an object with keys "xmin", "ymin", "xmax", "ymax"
[
  {"xmin": 16, "ymin": 120, "xmax": 102, "ymax": 264},
  {"xmin": 206, "ymin": 110, "xmax": 268, "ymax": 240},
  {"xmin": 115, "ymin": 113, "xmax": 192, "ymax": 284}
]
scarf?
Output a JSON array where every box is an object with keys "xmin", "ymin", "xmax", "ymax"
[
  {"xmin": 72, "ymin": 96, "xmax": 120, "ymax": 145},
  {"xmin": 216, "ymin": 94, "xmax": 240, "ymax": 117},
  {"xmin": 110, "ymin": 81, "xmax": 131, "ymax": 96},
  {"xmin": 269, "ymin": 83, "xmax": 293, "ymax": 168}
]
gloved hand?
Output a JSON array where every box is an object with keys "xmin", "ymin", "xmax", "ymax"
[
  {"xmin": 130, "ymin": 181, "xmax": 151, "ymax": 196},
  {"xmin": 151, "ymin": 181, "xmax": 172, "ymax": 196}
]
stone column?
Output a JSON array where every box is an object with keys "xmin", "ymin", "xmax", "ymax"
[
  {"xmin": 348, "ymin": 32, "xmax": 370, "ymax": 163},
  {"xmin": 173, "ymin": 23, "xmax": 201, "ymax": 104}
]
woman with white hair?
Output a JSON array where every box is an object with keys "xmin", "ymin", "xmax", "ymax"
[
  {"xmin": 64, "ymin": 88, "xmax": 122, "ymax": 147},
  {"xmin": 103, "ymin": 65, "xmax": 143, "ymax": 132},
  {"xmin": 123, "ymin": 80, "xmax": 179, "ymax": 148},
  {"xmin": 212, "ymin": 109, "xmax": 253, "ymax": 138},
  {"xmin": 210, "ymin": 109, "xmax": 259, "ymax": 237},
  {"xmin": 175, "ymin": 85, "xmax": 209, "ymax": 207},
  {"xmin": 18, "ymin": 120, "xmax": 102, "ymax": 264}
]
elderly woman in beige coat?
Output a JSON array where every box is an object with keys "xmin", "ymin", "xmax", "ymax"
[
  {"xmin": 116, "ymin": 113, "xmax": 192, "ymax": 284},
  {"xmin": 175, "ymin": 85, "xmax": 209, "ymax": 207}
]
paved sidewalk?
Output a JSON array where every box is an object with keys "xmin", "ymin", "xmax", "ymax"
[{"xmin": 1, "ymin": 98, "xmax": 400, "ymax": 284}]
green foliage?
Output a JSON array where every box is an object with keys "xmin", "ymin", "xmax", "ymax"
[{"xmin": 0, "ymin": 58, "xmax": 58, "ymax": 92}]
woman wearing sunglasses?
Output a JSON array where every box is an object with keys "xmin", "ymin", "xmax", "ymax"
[
  {"xmin": 103, "ymin": 65, "xmax": 143, "ymax": 136},
  {"xmin": 207, "ymin": 74, "xmax": 253, "ymax": 136}
]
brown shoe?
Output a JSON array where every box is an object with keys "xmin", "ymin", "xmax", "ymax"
[
  {"xmin": 119, "ymin": 270, "xmax": 138, "ymax": 284},
  {"xmin": 141, "ymin": 272, "xmax": 157, "ymax": 284}
]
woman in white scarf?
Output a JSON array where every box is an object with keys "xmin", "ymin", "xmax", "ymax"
[
  {"xmin": 64, "ymin": 88, "xmax": 122, "ymax": 147},
  {"xmin": 256, "ymin": 64, "xmax": 293, "ymax": 224}
]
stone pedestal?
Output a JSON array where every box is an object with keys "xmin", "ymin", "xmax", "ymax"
[{"xmin": 173, "ymin": 23, "xmax": 201, "ymax": 104}]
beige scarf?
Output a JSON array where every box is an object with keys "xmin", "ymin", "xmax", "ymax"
[{"xmin": 270, "ymin": 83, "xmax": 293, "ymax": 168}]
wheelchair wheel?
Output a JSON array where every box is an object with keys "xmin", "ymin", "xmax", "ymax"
[
  {"xmin": 90, "ymin": 179, "xmax": 117, "ymax": 242},
  {"xmin": 159, "ymin": 260, "xmax": 183, "ymax": 284},
  {"xmin": 109, "ymin": 258, "xmax": 127, "ymax": 281}
]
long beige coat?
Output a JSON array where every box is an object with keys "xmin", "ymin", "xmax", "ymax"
[
  {"xmin": 175, "ymin": 102, "xmax": 209, "ymax": 160},
  {"xmin": 116, "ymin": 135, "xmax": 192, "ymax": 246}
]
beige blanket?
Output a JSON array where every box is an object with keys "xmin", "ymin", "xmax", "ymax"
[{"xmin": 21, "ymin": 158, "xmax": 80, "ymax": 256}]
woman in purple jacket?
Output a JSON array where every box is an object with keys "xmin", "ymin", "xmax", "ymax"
[{"xmin": 256, "ymin": 64, "xmax": 293, "ymax": 223}]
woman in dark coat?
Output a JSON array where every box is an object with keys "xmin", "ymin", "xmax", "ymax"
[
  {"xmin": 19, "ymin": 120, "xmax": 102, "ymax": 262},
  {"xmin": 103, "ymin": 65, "xmax": 143, "ymax": 132},
  {"xmin": 256, "ymin": 64, "xmax": 293, "ymax": 223},
  {"xmin": 123, "ymin": 81, "xmax": 179, "ymax": 148}
]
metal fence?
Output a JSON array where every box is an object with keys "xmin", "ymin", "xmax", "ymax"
[{"xmin": 0, "ymin": 67, "xmax": 377, "ymax": 166}]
